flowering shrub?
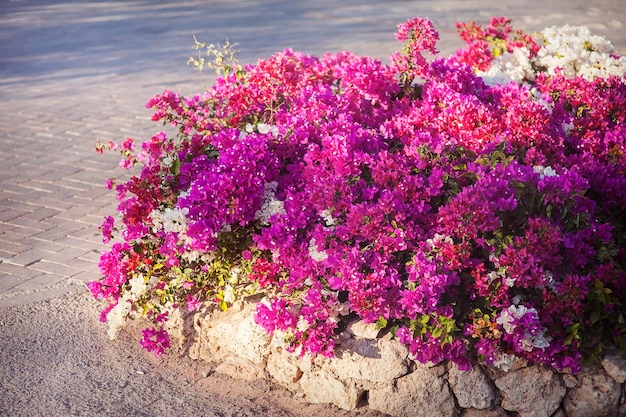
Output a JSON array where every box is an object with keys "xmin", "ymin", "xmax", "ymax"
[{"xmin": 90, "ymin": 16, "xmax": 626, "ymax": 373}]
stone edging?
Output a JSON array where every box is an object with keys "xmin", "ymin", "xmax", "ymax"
[{"xmin": 167, "ymin": 300, "xmax": 626, "ymax": 417}]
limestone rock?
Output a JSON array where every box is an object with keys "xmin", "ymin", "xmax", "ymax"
[
  {"xmin": 163, "ymin": 306, "xmax": 186, "ymax": 341},
  {"xmin": 299, "ymin": 370, "xmax": 364, "ymax": 410},
  {"xmin": 202, "ymin": 302, "xmax": 271, "ymax": 365},
  {"xmin": 345, "ymin": 319, "xmax": 380, "ymax": 339},
  {"xmin": 494, "ymin": 365, "xmax": 565, "ymax": 417},
  {"xmin": 563, "ymin": 368, "xmax": 621, "ymax": 417},
  {"xmin": 330, "ymin": 337, "xmax": 409, "ymax": 387},
  {"xmin": 369, "ymin": 364, "xmax": 458, "ymax": 417},
  {"xmin": 215, "ymin": 356, "xmax": 266, "ymax": 381},
  {"xmin": 483, "ymin": 357, "xmax": 528, "ymax": 380},
  {"xmin": 449, "ymin": 363, "xmax": 495, "ymax": 409},
  {"xmin": 602, "ymin": 354, "xmax": 626, "ymax": 384},
  {"xmin": 267, "ymin": 347, "xmax": 303, "ymax": 391},
  {"xmin": 179, "ymin": 305, "xmax": 218, "ymax": 361},
  {"xmin": 462, "ymin": 407, "xmax": 509, "ymax": 417},
  {"xmin": 562, "ymin": 373, "xmax": 579, "ymax": 389}
]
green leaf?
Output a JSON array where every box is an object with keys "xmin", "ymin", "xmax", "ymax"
[
  {"xmin": 441, "ymin": 334, "xmax": 454, "ymax": 347},
  {"xmin": 590, "ymin": 310, "xmax": 601, "ymax": 324},
  {"xmin": 431, "ymin": 326, "xmax": 443, "ymax": 338},
  {"xmin": 375, "ymin": 317, "xmax": 388, "ymax": 330},
  {"xmin": 169, "ymin": 158, "xmax": 180, "ymax": 175}
]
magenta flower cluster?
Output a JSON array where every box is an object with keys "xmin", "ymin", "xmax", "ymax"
[{"xmin": 90, "ymin": 17, "xmax": 626, "ymax": 373}]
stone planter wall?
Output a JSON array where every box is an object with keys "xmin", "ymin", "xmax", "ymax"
[{"xmin": 167, "ymin": 300, "xmax": 626, "ymax": 417}]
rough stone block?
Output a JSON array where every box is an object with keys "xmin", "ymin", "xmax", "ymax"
[
  {"xmin": 330, "ymin": 337, "xmax": 409, "ymax": 387},
  {"xmin": 461, "ymin": 407, "xmax": 509, "ymax": 417},
  {"xmin": 449, "ymin": 363, "xmax": 495, "ymax": 409},
  {"xmin": 495, "ymin": 365, "xmax": 565, "ymax": 417},
  {"xmin": 203, "ymin": 302, "xmax": 271, "ymax": 365},
  {"xmin": 563, "ymin": 368, "xmax": 621, "ymax": 417},
  {"xmin": 345, "ymin": 319, "xmax": 380, "ymax": 339},
  {"xmin": 369, "ymin": 364, "xmax": 458, "ymax": 417},
  {"xmin": 267, "ymin": 347, "xmax": 303, "ymax": 391},
  {"xmin": 299, "ymin": 370, "xmax": 364, "ymax": 410},
  {"xmin": 602, "ymin": 354, "xmax": 626, "ymax": 384}
]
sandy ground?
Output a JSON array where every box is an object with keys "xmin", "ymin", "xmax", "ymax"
[
  {"xmin": 0, "ymin": 291, "xmax": 386, "ymax": 417},
  {"xmin": 1, "ymin": 1, "xmax": 625, "ymax": 416}
]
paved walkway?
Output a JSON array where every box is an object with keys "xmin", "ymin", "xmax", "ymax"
[{"xmin": 1, "ymin": 0, "xmax": 625, "ymax": 308}]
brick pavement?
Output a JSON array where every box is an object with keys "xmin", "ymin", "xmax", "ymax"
[{"xmin": 0, "ymin": 0, "xmax": 624, "ymax": 308}]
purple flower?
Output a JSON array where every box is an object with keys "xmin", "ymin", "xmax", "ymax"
[
  {"xmin": 99, "ymin": 215, "xmax": 115, "ymax": 244},
  {"xmin": 91, "ymin": 17, "xmax": 626, "ymax": 371},
  {"xmin": 140, "ymin": 328, "xmax": 171, "ymax": 358}
]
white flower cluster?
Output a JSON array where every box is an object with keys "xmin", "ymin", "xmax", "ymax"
[
  {"xmin": 533, "ymin": 165, "xmax": 558, "ymax": 179},
  {"xmin": 487, "ymin": 269, "xmax": 516, "ymax": 288},
  {"xmin": 478, "ymin": 46, "xmax": 535, "ymax": 86},
  {"xmin": 308, "ymin": 238, "xmax": 329, "ymax": 262},
  {"xmin": 492, "ymin": 350, "xmax": 517, "ymax": 372},
  {"xmin": 244, "ymin": 122, "xmax": 279, "ymax": 138},
  {"xmin": 254, "ymin": 181, "xmax": 286, "ymax": 226},
  {"xmin": 162, "ymin": 155, "xmax": 175, "ymax": 167},
  {"xmin": 425, "ymin": 233, "xmax": 454, "ymax": 250},
  {"xmin": 150, "ymin": 205, "xmax": 203, "ymax": 260},
  {"xmin": 149, "ymin": 207, "xmax": 190, "ymax": 234},
  {"xmin": 496, "ymin": 304, "xmax": 552, "ymax": 352},
  {"xmin": 319, "ymin": 209, "xmax": 338, "ymax": 227},
  {"xmin": 107, "ymin": 274, "xmax": 149, "ymax": 340},
  {"xmin": 181, "ymin": 250, "xmax": 216, "ymax": 263},
  {"xmin": 478, "ymin": 24, "xmax": 626, "ymax": 86},
  {"xmin": 536, "ymin": 25, "xmax": 626, "ymax": 80}
]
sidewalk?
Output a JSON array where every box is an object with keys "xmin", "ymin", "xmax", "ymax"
[{"xmin": 1, "ymin": 0, "xmax": 625, "ymax": 308}]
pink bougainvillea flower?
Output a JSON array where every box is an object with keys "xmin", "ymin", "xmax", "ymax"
[
  {"xmin": 90, "ymin": 16, "xmax": 626, "ymax": 371},
  {"xmin": 139, "ymin": 328, "xmax": 171, "ymax": 358},
  {"xmin": 99, "ymin": 215, "xmax": 115, "ymax": 244},
  {"xmin": 186, "ymin": 294, "xmax": 201, "ymax": 312},
  {"xmin": 395, "ymin": 16, "xmax": 439, "ymax": 54}
]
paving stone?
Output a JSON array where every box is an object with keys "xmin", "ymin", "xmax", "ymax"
[
  {"xmin": 3, "ymin": 226, "xmax": 43, "ymax": 239},
  {"xmin": 67, "ymin": 228, "xmax": 105, "ymax": 244},
  {"xmin": 65, "ymin": 258, "xmax": 99, "ymax": 273},
  {"xmin": 0, "ymin": 262, "xmax": 47, "ymax": 279},
  {"xmin": 77, "ymin": 250, "xmax": 105, "ymax": 263},
  {"xmin": 53, "ymin": 236, "xmax": 104, "ymax": 252},
  {"xmin": 32, "ymin": 226, "xmax": 75, "ymax": 242},
  {"xmin": 0, "ymin": 208, "xmax": 31, "ymax": 222},
  {"xmin": 55, "ymin": 206, "xmax": 102, "ymax": 222},
  {"xmin": 0, "ymin": 200, "xmax": 25, "ymax": 211},
  {"xmin": 70, "ymin": 187, "xmax": 111, "ymax": 201},
  {"xmin": 8, "ymin": 273, "xmax": 69, "ymax": 292},
  {"xmin": 4, "ymin": 249, "xmax": 48, "ymax": 267},
  {"xmin": 71, "ymin": 270, "xmax": 100, "ymax": 283},
  {"xmin": 27, "ymin": 261, "xmax": 83, "ymax": 278},
  {"xmin": 21, "ymin": 208, "xmax": 63, "ymax": 222},
  {"xmin": 10, "ymin": 217, "xmax": 57, "ymax": 231},
  {"xmin": 0, "ymin": 250, "xmax": 15, "ymax": 259},
  {"xmin": 26, "ymin": 239, "xmax": 68, "ymax": 253},
  {"xmin": 74, "ymin": 214, "xmax": 107, "ymax": 226},
  {"xmin": 0, "ymin": 274, "xmax": 30, "ymax": 292},
  {"xmin": 43, "ymin": 247, "xmax": 93, "ymax": 265},
  {"xmin": 0, "ymin": 238, "xmax": 30, "ymax": 255},
  {"xmin": 5, "ymin": 190, "xmax": 54, "ymax": 204}
]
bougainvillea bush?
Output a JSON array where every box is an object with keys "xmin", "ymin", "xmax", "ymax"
[{"xmin": 90, "ymin": 16, "xmax": 626, "ymax": 373}]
